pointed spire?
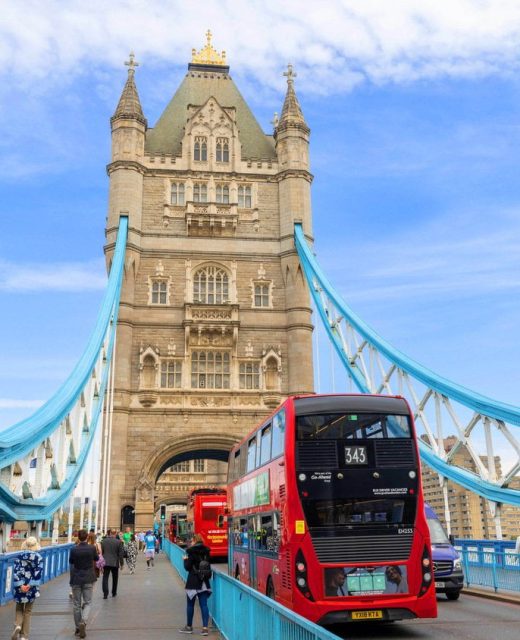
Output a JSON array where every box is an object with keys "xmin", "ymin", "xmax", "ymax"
[
  {"xmin": 277, "ymin": 64, "xmax": 309, "ymax": 134},
  {"xmin": 111, "ymin": 52, "xmax": 147, "ymax": 127}
]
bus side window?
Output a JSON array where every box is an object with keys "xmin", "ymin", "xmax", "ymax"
[
  {"xmin": 232, "ymin": 449, "xmax": 241, "ymax": 481},
  {"xmin": 260, "ymin": 423, "xmax": 272, "ymax": 466},
  {"xmin": 260, "ymin": 513, "xmax": 272, "ymax": 551},
  {"xmin": 247, "ymin": 437, "xmax": 257, "ymax": 472},
  {"xmin": 271, "ymin": 512, "xmax": 280, "ymax": 553},
  {"xmin": 234, "ymin": 517, "xmax": 248, "ymax": 547},
  {"xmin": 271, "ymin": 410, "xmax": 286, "ymax": 458}
]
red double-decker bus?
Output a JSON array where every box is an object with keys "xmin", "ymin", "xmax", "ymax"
[
  {"xmin": 226, "ymin": 394, "xmax": 437, "ymax": 626},
  {"xmin": 186, "ymin": 487, "xmax": 228, "ymax": 558}
]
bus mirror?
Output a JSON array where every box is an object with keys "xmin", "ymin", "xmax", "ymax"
[{"xmin": 217, "ymin": 515, "xmax": 225, "ymax": 528}]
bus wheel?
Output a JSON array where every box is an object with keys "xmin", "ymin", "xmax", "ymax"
[
  {"xmin": 234, "ymin": 565, "xmax": 240, "ymax": 581},
  {"xmin": 266, "ymin": 577, "xmax": 275, "ymax": 599}
]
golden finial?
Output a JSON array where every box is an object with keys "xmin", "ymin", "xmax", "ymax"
[{"xmin": 191, "ymin": 30, "xmax": 227, "ymax": 66}]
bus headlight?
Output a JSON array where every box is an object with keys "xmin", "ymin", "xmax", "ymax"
[
  {"xmin": 422, "ymin": 558, "xmax": 430, "ymax": 567},
  {"xmin": 298, "ymin": 473, "xmax": 306, "ymax": 481},
  {"xmin": 296, "ymin": 562, "xmax": 306, "ymax": 572},
  {"xmin": 423, "ymin": 572, "xmax": 431, "ymax": 582},
  {"xmin": 454, "ymin": 558, "xmax": 462, "ymax": 570},
  {"xmin": 297, "ymin": 577, "xmax": 306, "ymax": 587},
  {"xmin": 409, "ymin": 471, "xmax": 416, "ymax": 478}
]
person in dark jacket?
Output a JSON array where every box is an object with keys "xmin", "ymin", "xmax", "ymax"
[
  {"xmin": 11, "ymin": 536, "xmax": 43, "ymax": 640},
  {"xmin": 100, "ymin": 529, "xmax": 124, "ymax": 599},
  {"xmin": 69, "ymin": 529, "xmax": 98, "ymax": 638},
  {"xmin": 179, "ymin": 534, "xmax": 212, "ymax": 636}
]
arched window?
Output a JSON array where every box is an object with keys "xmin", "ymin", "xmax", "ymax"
[
  {"xmin": 216, "ymin": 184, "xmax": 229, "ymax": 204},
  {"xmin": 216, "ymin": 138, "xmax": 229, "ymax": 162},
  {"xmin": 171, "ymin": 182, "xmax": 185, "ymax": 206},
  {"xmin": 194, "ymin": 136, "xmax": 207, "ymax": 161},
  {"xmin": 193, "ymin": 183, "xmax": 208, "ymax": 203},
  {"xmin": 193, "ymin": 266, "xmax": 229, "ymax": 304},
  {"xmin": 238, "ymin": 185, "xmax": 252, "ymax": 208}
]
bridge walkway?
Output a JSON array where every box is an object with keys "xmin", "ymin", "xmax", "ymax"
[{"xmin": 0, "ymin": 551, "xmax": 219, "ymax": 640}]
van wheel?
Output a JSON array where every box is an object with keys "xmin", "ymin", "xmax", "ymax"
[
  {"xmin": 266, "ymin": 576, "xmax": 275, "ymax": 599},
  {"xmin": 234, "ymin": 565, "xmax": 240, "ymax": 581},
  {"xmin": 446, "ymin": 590, "xmax": 461, "ymax": 601}
]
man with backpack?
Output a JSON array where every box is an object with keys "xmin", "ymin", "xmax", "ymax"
[{"xmin": 179, "ymin": 534, "xmax": 212, "ymax": 636}]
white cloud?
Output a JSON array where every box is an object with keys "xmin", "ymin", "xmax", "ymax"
[
  {"xmin": 0, "ymin": 258, "xmax": 107, "ymax": 292},
  {"xmin": 0, "ymin": 399, "xmax": 43, "ymax": 409},
  {"xmin": 319, "ymin": 207, "xmax": 520, "ymax": 303},
  {"xmin": 1, "ymin": 1, "xmax": 520, "ymax": 94}
]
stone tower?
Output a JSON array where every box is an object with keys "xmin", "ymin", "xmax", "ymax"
[{"xmin": 103, "ymin": 36, "xmax": 314, "ymax": 529}]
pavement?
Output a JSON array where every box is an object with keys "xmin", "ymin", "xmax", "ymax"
[
  {"xmin": 462, "ymin": 585, "xmax": 520, "ymax": 605},
  {"xmin": 0, "ymin": 551, "xmax": 220, "ymax": 640}
]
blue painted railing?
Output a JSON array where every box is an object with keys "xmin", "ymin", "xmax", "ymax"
[
  {"xmin": 0, "ymin": 543, "xmax": 73, "ymax": 605},
  {"xmin": 458, "ymin": 548, "xmax": 520, "ymax": 592},
  {"xmin": 163, "ymin": 540, "xmax": 341, "ymax": 640}
]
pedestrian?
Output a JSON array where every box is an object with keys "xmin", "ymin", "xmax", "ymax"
[
  {"xmin": 179, "ymin": 533, "xmax": 212, "ymax": 636},
  {"xmin": 69, "ymin": 529, "xmax": 98, "ymax": 638},
  {"xmin": 11, "ymin": 536, "xmax": 43, "ymax": 640},
  {"xmin": 125, "ymin": 534, "xmax": 138, "ymax": 574},
  {"xmin": 101, "ymin": 529, "xmax": 124, "ymax": 599},
  {"xmin": 137, "ymin": 530, "xmax": 145, "ymax": 552},
  {"xmin": 87, "ymin": 532, "xmax": 103, "ymax": 580},
  {"xmin": 144, "ymin": 530, "xmax": 156, "ymax": 568}
]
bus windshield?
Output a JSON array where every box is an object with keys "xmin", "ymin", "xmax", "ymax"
[
  {"xmin": 297, "ymin": 413, "xmax": 410, "ymax": 440},
  {"xmin": 301, "ymin": 497, "xmax": 416, "ymax": 527}
]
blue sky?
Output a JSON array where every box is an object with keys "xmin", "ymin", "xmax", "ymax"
[{"xmin": 1, "ymin": 1, "xmax": 519, "ymax": 437}]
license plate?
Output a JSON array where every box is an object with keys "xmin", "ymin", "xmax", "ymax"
[
  {"xmin": 351, "ymin": 610, "xmax": 383, "ymax": 620},
  {"xmin": 434, "ymin": 582, "xmax": 445, "ymax": 588}
]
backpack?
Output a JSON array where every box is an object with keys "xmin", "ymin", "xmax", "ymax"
[{"xmin": 196, "ymin": 559, "xmax": 212, "ymax": 582}]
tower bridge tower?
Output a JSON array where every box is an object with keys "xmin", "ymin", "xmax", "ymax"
[{"xmin": 104, "ymin": 36, "xmax": 314, "ymax": 529}]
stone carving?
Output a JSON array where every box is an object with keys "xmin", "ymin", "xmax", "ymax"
[
  {"xmin": 192, "ymin": 309, "xmax": 232, "ymax": 320},
  {"xmin": 191, "ymin": 396, "xmax": 231, "ymax": 407},
  {"xmin": 257, "ymin": 263, "xmax": 266, "ymax": 280},
  {"xmin": 136, "ymin": 477, "xmax": 154, "ymax": 502},
  {"xmin": 155, "ymin": 260, "xmax": 164, "ymax": 276},
  {"xmin": 167, "ymin": 340, "xmax": 176, "ymax": 356},
  {"xmin": 245, "ymin": 341, "xmax": 254, "ymax": 357}
]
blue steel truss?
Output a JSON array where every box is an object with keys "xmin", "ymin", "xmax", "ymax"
[
  {"xmin": 0, "ymin": 217, "xmax": 128, "ymax": 522},
  {"xmin": 295, "ymin": 224, "xmax": 520, "ymax": 510}
]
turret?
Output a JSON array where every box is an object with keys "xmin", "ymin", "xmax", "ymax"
[
  {"xmin": 275, "ymin": 65, "xmax": 314, "ymax": 395},
  {"xmin": 107, "ymin": 52, "xmax": 147, "ymax": 233}
]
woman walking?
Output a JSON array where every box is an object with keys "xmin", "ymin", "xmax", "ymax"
[
  {"xmin": 125, "ymin": 534, "xmax": 138, "ymax": 574},
  {"xmin": 11, "ymin": 536, "xmax": 43, "ymax": 640},
  {"xmin": 179, "ymin": 534, "xmax": 212, "ymax": 636},
  {"xmin": 87, "ymin": 531, "xmax": 103, "ymax": 580}
]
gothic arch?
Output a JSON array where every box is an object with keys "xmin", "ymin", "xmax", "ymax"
[{"xmin": 136, "ymin": 433, "xmax": 238, "ymax": 490}]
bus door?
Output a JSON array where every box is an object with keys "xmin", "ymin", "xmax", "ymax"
[{"xmin": 248, "ymin": 515, "xmax": 259, "ymax": 589}]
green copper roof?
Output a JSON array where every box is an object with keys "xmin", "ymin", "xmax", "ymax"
[{"xmin": 145, "ymin": 65, "xmax": 276, "ymax": 160}]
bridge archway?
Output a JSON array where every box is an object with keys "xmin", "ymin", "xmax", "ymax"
[{"xmin": 134, "ymin": 433, "xmax": 238, "ymax": 528}]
